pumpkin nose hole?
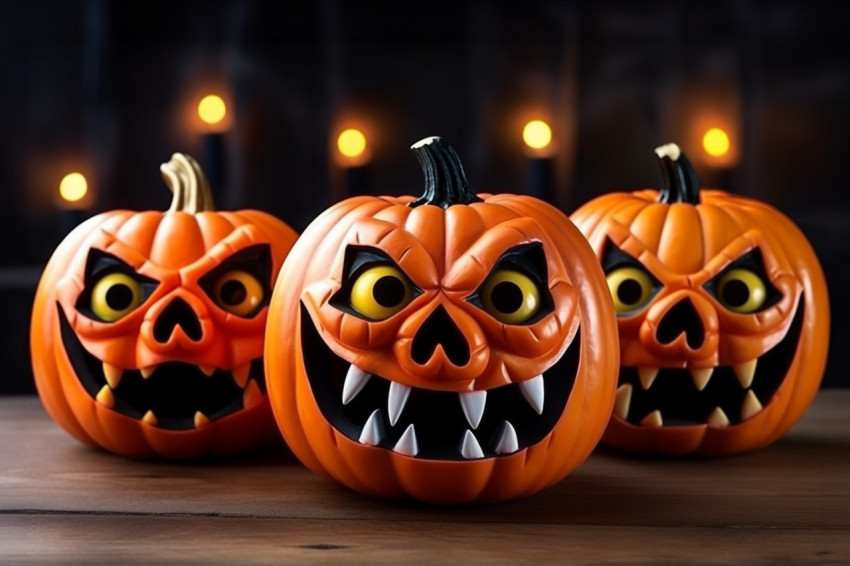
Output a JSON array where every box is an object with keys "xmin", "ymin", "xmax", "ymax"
[
  {"xmin": 656, "ymin": 298, "xmax": 705, "ymax": 350},
  {"xmin": 411, "ymin": 305, "xmax": 470, "ymax": 367},
  {"xmin": 153, "ymin": 297, "xmax": 203, "ymax": 343}
]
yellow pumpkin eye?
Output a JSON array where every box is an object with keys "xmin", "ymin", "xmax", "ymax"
[
  {"xmin": 91, "ymin": 272, "xmax": 144, "ymax": 322},
  {"xmin": 480, "ymin": 270, "xmax": 541, "ymax": 325},
  {"xmin": 349, "ymin": 265, "xmax": 413, "ymax": 320},
  {"xmin": 607, "ymin": 267, "xmax": 654, "ymax": 315},
  {"xmin": 715, "ymin": 268, "xmax": 766, "ymax": 313},
  {"xmin": 213, "ymin": 270, "xmax": 264, "ymax": 317}
]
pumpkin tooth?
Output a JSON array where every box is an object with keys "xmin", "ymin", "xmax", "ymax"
[
  {"xmin": 393, "ymin": 424, "xmax": 418, "ymax": 457},
  {"xmin": 140, "ymin": 366, "xmax": 156, "ymax": 379},
  {"xmin": 741, "ymin": 390, "xmax": 763, "ymax": 421},
  {"xmin": 387, "ymin": 381, "xmax": 412, "ymax": 426},
  {"xmin": 640, "ymin": 410, "xmax": 663, "ymax": 427},
  {"xmin": 102, "ymin": 363, "xmax": 123, "ymax": 389},
  {"xmin": 231, "ymin": 362, "xmax": 251, "ymax": 388},
  {"xmin": 142, "ymin": 410, "xmax": 158, "ymax": 426},
  {"xmin": 494, "ymin": 421, "xmax": 519, "ymax": 455},
  {"xmin": 458, "ymin": 390, "xmax": 487, "ymax": 429},
  {"xmin": 358, "ymin": 409, "xmax": 385, "ymax": 446},
  {"xmin": 194, "ymin": 411, "xmax": 210, "ymax": 428},
  {"xmin": 518, "ymin": 375, "xmax": 544, "ymax": 415},
  {"xmin": 342, "ymin": 365, "xmax": 371, "ymax": 405},
  {"xmin": 96, "ymin": 385, "xmax": 115, "ymax": 408},
  {"xmin": 690, "ymin": 367, "xmax": 713, "ymax": 391},
  {"xmin": 733, "ymin": 359, "xmax": 757, "ymax": 389},
  {"xmin": 707, "ymin": 406, "xmax": 730, "ymax": 427},
  {"xmin": 200, "ymin": 365, "xmax": 216, "ymax": 377},
  {"xmin": 243, "ymin": 379, "xmax": 262, "ymax": 407},
  {"xmin": 614, "ymin": 384, "xmax": 632, "ymax": 419},
  {"xmin": 460, "ymin": 430, "xmax": 485, "ymax": 460},
  {"xmin": 638, "ymin": 367, "xmax": 659, "ymax": 390}
]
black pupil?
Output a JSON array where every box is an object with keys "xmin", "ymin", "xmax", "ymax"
[
  {"xmin": 221, "ymin": 280, "xmax": 247, "ymax": 306},
  {"xmin": 491, "ymin": 281, "xmax": 524, "ymax": 314},
  {"xmin": 617, "ymin": 279, "xmax": 644, "ymax": 306},
  {"xmin": 722, "ymin": 279, "xmax": 750, "ymax": 307},
  {"xmin": 105, "ymin": 283, "xmax": 134, "ymax": 311},
  {"xmin": 373, "ymin": 276, "xmax": 405, "ymax": 308}
]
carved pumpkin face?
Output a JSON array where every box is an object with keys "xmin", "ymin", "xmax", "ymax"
[
  {"xmin": 265, "ymin": 137, "xmax": 618, "ymax": 503},
  {"xmin": 571, "ymin": 143, "xmax": 830, "ymax": 456},
  {"xmin": 31, "ymin": 154, "xmax": 298, "ymax": 459}
]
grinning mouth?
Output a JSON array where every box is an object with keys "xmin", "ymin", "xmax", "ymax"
[
  {"xmin": 58, "ymin": 304, "xmax": 266, "ymax": 430},
  {"xmin": 614, "ymin": 298, "xmax": 804, "ymax": 428},
  {"xmin": 301, "ymin": 304, "xmax": 580, "ymax": 460}
]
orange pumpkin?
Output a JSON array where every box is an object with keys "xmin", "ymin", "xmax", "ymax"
[
  {"xmin": 265, "ymin": 137, "xmax": 618, "ymax": 503},
  {"xmin": 30, "ymin": 154, "xmax": 298, "ymax": 459},
  {"xmin": 571, "ymin": 143, "xmax": 830, "ymax": 456}
]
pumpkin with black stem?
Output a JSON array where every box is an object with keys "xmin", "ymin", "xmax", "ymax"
[
  {"xmin": 30, "ymin": 153, "xmax": 298, "ymax": 459},
  {"xmin": 265, "ymin": 136, "xmax": 619, "ymax": 503},
  {"xmin": 570, "ymin": 143, "xmax": 830, "ymax": 457}
]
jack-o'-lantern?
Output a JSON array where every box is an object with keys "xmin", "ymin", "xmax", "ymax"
[
  {"xmin": 265, "ymin": 137, "xmax": 618, "ymax": 503},
  {"xmin": 571, "ymin": 143, "xmax": 829, "ymax": 457},
  {"xmin": 31, "ymin": 154, "xmax": 298, "ymax": 459}
]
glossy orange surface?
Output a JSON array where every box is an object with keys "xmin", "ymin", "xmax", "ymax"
[{"xmin": 31, "ymin": 154, "xmax": 298, "ymax": 459}]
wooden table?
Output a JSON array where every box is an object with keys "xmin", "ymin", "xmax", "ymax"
[{"xmin": 1, "ymin": 392, "xmax": 848, "ymax": 565}]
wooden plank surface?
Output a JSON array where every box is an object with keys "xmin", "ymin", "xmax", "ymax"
[{"xmin": 2, "ymin": 392, "xmax": 849, "ymax": 564}]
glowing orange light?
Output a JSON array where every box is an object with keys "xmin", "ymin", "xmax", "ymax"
[
  {"xmin": 59, "ymin": 172, "xmax": 88, "ymax": 203},
  {"xmin": 338, "ymin": 128, "xmax": 367, "ymax": 159},
  {"xmin": 522, "ymin": 120, "xmax": 553, "ymax": 150},
  {"xmin": 198, "ymin": 94, "xmax": 227, "ymax": 126},
  {"xmin": 703, "ymin": 127, "xmax": 730, "ymax": 157}
]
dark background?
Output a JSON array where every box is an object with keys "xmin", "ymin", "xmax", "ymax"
[{"xmin": 1, "ymin": 0, "xmax": 847, "ymax": 394}]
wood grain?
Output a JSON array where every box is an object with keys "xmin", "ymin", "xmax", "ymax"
[{"xmin": 2, "ymin": 392, "xmax": 849, "ymax": 564}]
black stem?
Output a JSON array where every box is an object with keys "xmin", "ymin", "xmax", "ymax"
[
  {"xmin": 409, "ymin": 137, "xmax": 482, "ymax": 209},
  {"xmin": 655, "ymin": 144, "xmax": 701, "ymax": 204}
]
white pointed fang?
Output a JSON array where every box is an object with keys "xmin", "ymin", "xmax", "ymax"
[
  {"xmin": 140, "ymin": 366, "xmax": 155, "ymax": 379},
  {"xmin": 494, "ymin": 421, "xmax": 519, "ymax": 455},
  {"xmin": 641, "ymin": 410, "xmax": 663, "ymax": 427},
  {"xmin": 734, "ymin": 359, "xmax": 758, "ymax": 389},
  {"xmin": 638, "ymin": 367, "xmax": 659, "ymax": 390},
  {"xmin": 243, "ymin": 379, "xmax": 263, "ymax": 407},
  {"xmin": 690, "ymin": 367, "xmax": 714, "ymax": 391},
  {"xmin": 393, "ymin": 424, "xmax": 418, "ymax": 456},
  {"xmin": 231, "ymin": 362, "xmax": 251, "ymax": 388},
  {"xmin": 142, "ymin": 410, "xmax": 158, "ymax": 426},
  {"xmin": 194, "ymin": 411, "xmax": 210, "ymax": 428},
  {"xmin": 96, "ymin": 385, "xmax": 115, "ymax": 408},
  {"xmin": 614, "ymin": 384, "xmax": 632, "ymax": 420},
  {"xmin": 459, "ymin": 390, "xmax": 487, "ymax": 429},
  {"xmin": 200, "ymin": 365, "xmax": 216, "ymax": 377},
  {"xmin": 707, "ymin": 406, "xmax": 730, "ymax": 427},
  {"xmin": 359, "ymin": 409, "xmax": 385, "ymax": 446},
  {"xmin": 460, "ymin": 430, "xmax": 485, "ymax": 459},
  {"xmin": 342, "ymin": 365, "xmax": 371, "ymax": 405},
  {"xmin": 387, "ymin": 381, "xmax": 412, "ymax": 426},
  {"xmin": 518, "ymin": 375, "xmax": 544, "ymax": 415},
  {"xmin": 102, "ymin": 363, "xmax": 123, "ymax": 389},
  {"xmin": 741, "ymin": 390, "xmax": 763, "ymax": 421}
]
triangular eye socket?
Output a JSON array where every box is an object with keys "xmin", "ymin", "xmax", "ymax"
[
  {"xmin": 329, "ymin": 246, "xmax": 422, "ymax": 321},
  {"xmin": 703, "ymin": 248, "xmax": 782, "ymax": 314},
  {"xmin": 75, "ymin": 249, "xmax": 159, "ymax": 322},
  {"xmin": 601, "ymin": 240, "xmax": 662, "ymax": 317},
  {"xmin": 199, "ymin": 244, "xmax": 273, "ymax": 319},
  {"xmin": 466, "ymin": 242, "xmax": 554, "ymax": 326}
]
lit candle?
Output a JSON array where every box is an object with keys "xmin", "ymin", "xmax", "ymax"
[
  {"xmin": 522, "ymin": 119, "xmax": 555, "ymax": 200},
  {"xmin": 57, "ymin": 171, "xmax": 91, "ymax": 235},
  {"xmin": 196, "ymin": 93, "xmax": 228, "ymax": 200},
  {"xmin": 336, "ymin": 127, "xmax": 371, "ymax": 196},
  {"xmin": 699, "ymin": 125, "xmax": 735, "ymax": 188}
]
